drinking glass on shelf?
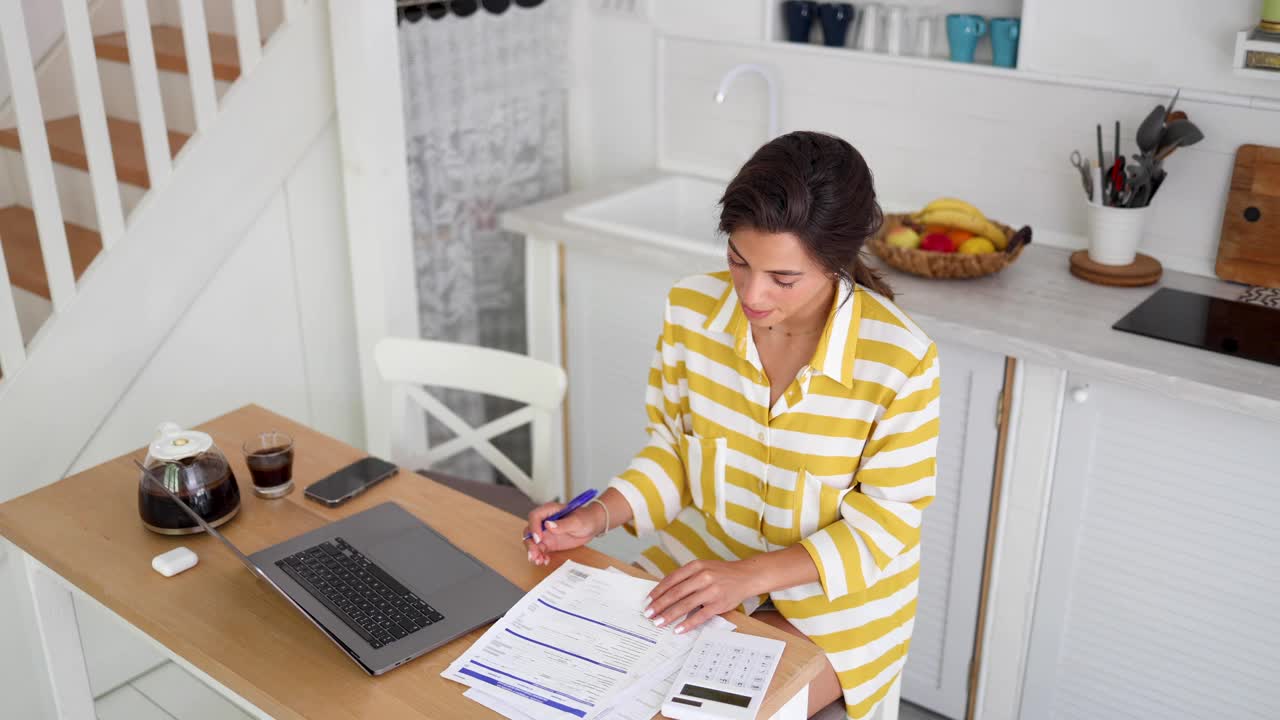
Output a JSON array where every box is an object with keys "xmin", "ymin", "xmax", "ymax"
[
  {"xmin": 910, "ymin": 8, "xmax": 939, "ymax": 58},
  {"xmin": 856, "ymin": 3, "xmax": 884, "ymax": 52},
  {"xmin": 884, "ymin": 4, "xmax": 909, "ymax": 56}
]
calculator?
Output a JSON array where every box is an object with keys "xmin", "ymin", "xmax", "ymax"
[{"xmin": 660, "ymin": 629, "xmax": 786, "ymax": 720}]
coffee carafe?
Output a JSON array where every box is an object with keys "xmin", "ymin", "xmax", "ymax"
[{"xmin": 138, "ymin": 422, "xmax": 242, "ymax": 535}]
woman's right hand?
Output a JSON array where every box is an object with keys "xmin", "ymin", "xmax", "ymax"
[{"xmin": 524, "ymin": 501, "xmax": 602, "ymax": 566}]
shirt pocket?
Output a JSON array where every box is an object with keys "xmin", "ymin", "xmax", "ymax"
[
  {"xmin": 764, "ymin": 467, "xmax": 856, "ymax": 547},
  {"xmin": 679, "ymin": 433, "xmax": 727, "ymax": 524}
]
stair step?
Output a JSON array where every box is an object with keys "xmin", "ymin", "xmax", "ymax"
[
  {"xmin": 94, "ymin": 25, "xmax": 241, "ymax": 83},
  {"xmin": 0, "ymin": 205, "xmax": 102, "ymax": 300},
  {"xmin": 0, "ymin": 116, "xmax": 188, "ymax": 189}
]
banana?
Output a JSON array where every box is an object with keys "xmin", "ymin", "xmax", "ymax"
[
  {"xmin": 920, "ymin": 197, "xmax": 984, "ymax": 219},
  {"xmin": 916, "ymin": 209, "xmax": 1008, "ymax": 249}
]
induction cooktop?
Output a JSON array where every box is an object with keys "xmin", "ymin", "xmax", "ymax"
[{"xmin": 1112, "ymin": 288, "xmax": 1280, "ymax": 368}]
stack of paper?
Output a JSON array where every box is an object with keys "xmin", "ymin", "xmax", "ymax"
[{"xmin": 442, "ymin": 560, "xmax": 734, "ymax": 720}]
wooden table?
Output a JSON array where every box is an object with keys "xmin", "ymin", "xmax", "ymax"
[{"xmin": 0, "ymin": 405, "xmax": 825, "ymax": 719}]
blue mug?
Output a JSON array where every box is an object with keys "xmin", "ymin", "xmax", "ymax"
[
  {"xmin": 818, "ymin": 3, "xmax": 856, "ymax": 47},
  {"xmin": 991, "ymin": 17, "xmax": 1020, "ymax": 67},
  {"xmin": 946, "ymin": 14, "xmax": 987, "ymax": 63},
  {"xmin": 782, "ymin": 0, "xmax": 819, "ymax": 43}
]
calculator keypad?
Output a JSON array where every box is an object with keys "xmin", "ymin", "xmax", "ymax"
[{"xmin": 686, "ymin": 642, "xmax": 777, "ymax": 692}]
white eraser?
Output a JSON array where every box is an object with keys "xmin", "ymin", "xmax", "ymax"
[{"xmin": 152, "ymin": 547, "xmax": 198, "ymax": 577}]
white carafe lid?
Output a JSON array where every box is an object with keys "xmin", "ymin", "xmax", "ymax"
[{"xmin": 149, "ymin": 422, "xmax": 213, "ymax": 461}]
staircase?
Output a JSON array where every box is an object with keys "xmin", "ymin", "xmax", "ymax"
[{"xmin": 0, "ymin": 0, "xmax": 334, "ymax": 496}]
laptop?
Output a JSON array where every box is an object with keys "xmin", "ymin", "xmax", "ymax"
[{"xmin": 137, "ymin": 461, "xmax": 525, "ymax": 675}]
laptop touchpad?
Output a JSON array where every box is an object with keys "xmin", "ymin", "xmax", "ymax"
[{"xmin": 369, "ymin": 527, "xmax": 486, "ymax": 598}]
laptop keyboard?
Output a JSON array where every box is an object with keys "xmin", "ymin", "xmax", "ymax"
[{"xmin": 275, "ymin": 537, "xmax": 445, "ymax": 649}]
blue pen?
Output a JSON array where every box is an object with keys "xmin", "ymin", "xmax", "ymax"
[{"xmin": 523, "ymin": 489, "xmax": 598, "ymax": 541}]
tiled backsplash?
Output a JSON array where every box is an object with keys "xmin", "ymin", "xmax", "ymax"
[{"xmin": 657, "ymin": 35, "xmax": 1280, "ymax": 278}]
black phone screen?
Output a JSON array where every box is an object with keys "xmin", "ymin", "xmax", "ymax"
[{"xmin": 305, "ymin": 457, "xmax": 398, "ymax": 503}]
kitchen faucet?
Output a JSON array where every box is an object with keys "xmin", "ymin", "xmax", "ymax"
[{"xmin": 714, "ymin": 63, "xmax": 779, "ymax": 140}]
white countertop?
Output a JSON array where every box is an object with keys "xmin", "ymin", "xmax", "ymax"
[{"xmin": 503, "ymin": 172, "xmax": 1280, "ymax": 425}]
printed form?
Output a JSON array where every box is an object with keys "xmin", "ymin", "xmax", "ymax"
[{"xmin": 443, "ymin": 560, "xmax": 731, "ymax": 719}]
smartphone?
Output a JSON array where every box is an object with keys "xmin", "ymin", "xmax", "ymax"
[{"xmin": 304, "ymin": 456, "xmax": 399, "ymax": 507}]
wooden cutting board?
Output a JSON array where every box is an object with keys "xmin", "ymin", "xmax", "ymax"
[{"xmin": 1217, "ymin": 144, "xmax": 1280, "ymax": 288}]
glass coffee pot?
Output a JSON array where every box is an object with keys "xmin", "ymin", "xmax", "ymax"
[{"xmin": 138, "ymin": 422, "xmax": 242, "ymax": 535}]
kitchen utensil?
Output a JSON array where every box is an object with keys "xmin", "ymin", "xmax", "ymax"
[
  {"xmin": 1163, "ymin": 88, "xmax": 1181, "ymax": 122},
  {"xmin": 138, "ymin": 422, "xmax": 242, "ymax": 535},
  {"xmin": 818, "ymin": 3, "xmax": 856, "ymax": 46},
  {"xmin": 1216, "ymin": 144, "xmax": 1280, "ymax": 287},
  {"xmin": 990, "ymin": 17, "xmax": 1020, "ymax": 67},
  {"xmin": 1124, "ymin": 156, "xmax": 1153, "ymax": 208},
  {"xmin": 1136, "ymin": 104, "xmax": 1166, "ymax": 154},
  {"xmin": 1069, "ymin": 250, "xmax": 1162, "ymax": 287},
  {"xmin": 1155, "ymin": 118, "xmax": 1204, "ymax": 158},
  {"xmin": 1070, "ymin": 151, "xmax": 1094, "ymax": 201},
  {"xmin": 783, "ymin": 0, "xmax": 820, "ymax": 43},
  {"xmin": 945, "ymin": 14, "xmax": 986, "ymax": 62},
  {"xmin": 1110, "ymin": 156, "xmax": 1126, "ymax": 206},
  {"xmin": 1167, "ymin": 110, "xmax": 1188, "ymax": 123},
  {"xmin": 1096, "ymin": 123, "xmax": 1107, "ymax": 206}
]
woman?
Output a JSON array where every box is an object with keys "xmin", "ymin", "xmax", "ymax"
[{"xmin": 525, "ymin": 131, "xmax": 939, "ymax": 720}]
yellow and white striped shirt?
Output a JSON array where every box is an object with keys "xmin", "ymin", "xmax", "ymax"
[{"xmin": 608, "ymin": 271, "xmax": 940, "ymax": 720}]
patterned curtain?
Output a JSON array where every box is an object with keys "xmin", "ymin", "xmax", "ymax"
[{"xmin": 399, "ymin": 3, "xmax": 568, "ymax": 484}]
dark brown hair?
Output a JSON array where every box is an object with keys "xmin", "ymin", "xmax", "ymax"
[{"xmin": 718, "ymin": 131, "xmax": 893, "ymax": 300}]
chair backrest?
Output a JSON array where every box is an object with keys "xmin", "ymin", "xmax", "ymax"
[{"xmin": 374, "ymin": 337, "xmax": 567, "ymax": 503}]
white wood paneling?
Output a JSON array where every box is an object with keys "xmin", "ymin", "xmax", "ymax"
[
  {"xmin": 328, "ymin": 0, "xmax": 421, "ymax": 458},
  {"xmin": 1022, "ymin": 377, "xmax": 1280, "ymax": 719},
  {"xmin": 282, "ymin": 121, "xmax": 364, "ymax": 448},
  {"xmin": 901, "ymin": 339, "xmax": 1003, "ymax": 719},
  {"xmin": 0, "ymin": 540, "xmax": 56, "ymax": 719},
  {"xmin": 75, "ymin": 593, "xmax": 164, "ymax": 698},
  {"xmin": 71, "ymin": 194, "xmax": 310, "ymax": 473},
  {"xmin": 638, "ymin": 29, "xmax": 1280, "ymax": 278}
]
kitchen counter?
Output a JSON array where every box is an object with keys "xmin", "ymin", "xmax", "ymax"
[{"xmin": 503, "ymin": 172, "xmax": 1280, "ymax": 424}]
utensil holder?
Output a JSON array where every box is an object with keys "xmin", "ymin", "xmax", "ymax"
[{"xmin": 1085, "ymin": 201, "xmax": 1150, "ymax": 266}]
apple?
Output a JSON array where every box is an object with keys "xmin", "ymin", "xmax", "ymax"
[
  {"xmin": 886, "ymin": 226, "xmax": 921, "ymax": 249},
  {"xmin": 920, "ymin": 233, "xmax": 955, "ymax": 253}
]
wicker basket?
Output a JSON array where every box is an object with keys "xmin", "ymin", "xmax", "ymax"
[{"xmin": 868, "ymin": 213, "xmax": 1031, "ymax": 279}]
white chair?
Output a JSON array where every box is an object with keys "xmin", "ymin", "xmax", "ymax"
[{"xmin": 374, "ymin": 337, "xmax": 568, "ymax": 505}]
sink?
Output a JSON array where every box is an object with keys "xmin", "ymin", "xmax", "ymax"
[{"xmin": 563, "ymin": 176, "xmax": 727, "ymax": 255}]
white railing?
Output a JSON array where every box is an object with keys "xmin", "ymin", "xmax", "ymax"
[{"xmin": 0, "ymin": 0, "xmax": 294, "ymax": 384}]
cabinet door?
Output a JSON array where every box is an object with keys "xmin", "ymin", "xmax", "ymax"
[
  {"xmin": 1021, "ymin": 376, "xmax": 1280, "ymax": 719},
  {"xmin": 901, "ymin": 339, "xmax": 1005, "ymax": 719}
]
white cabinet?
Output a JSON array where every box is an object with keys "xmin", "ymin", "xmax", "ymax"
[
  {"xmin": 1020, "ymin": 376, "xmax": 1280, "ymax": 719},
  {"xmin": 903, "ymin": 339, "xmax": 1005, "ymax": 720}
]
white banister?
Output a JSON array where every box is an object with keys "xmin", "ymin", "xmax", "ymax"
[
  {"xmin": 232, "ymin": 0, "xmax": 262, "ymax": 74},
  {"xmin": 60, "ymin": 0, "xmax": 125, "ymax": 251},
  {"xmin": 0, "ymin": 240, "xmax": 25, "ymax": 377},
  {"xmin": 177, "ymin": 0, "xmax": 218, "ymax": 131},
  {"xmin": 122, "ymin": 0, "xmax": 172, "ymax": 189},
  {"xmin": 0, "ymin": 0, "xmax": 76, "ymax": 313},
  {"xmin": 283, "ymin": 0, "xmax": 302, "ymax": 23}
]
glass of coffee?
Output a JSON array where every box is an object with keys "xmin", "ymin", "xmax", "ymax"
[{"xmin": 242, "ymin": 431, "xmax": 294, "ymax": 498}]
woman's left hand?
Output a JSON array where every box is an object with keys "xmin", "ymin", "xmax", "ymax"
[{"xmin": 643, "ymin": 558, "xmax": 763, "ymax": 634}]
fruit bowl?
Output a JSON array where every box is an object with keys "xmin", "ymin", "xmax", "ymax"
[{"xmin": 869, "ymin": 211, "xmax": 1032, "ymax": 280}]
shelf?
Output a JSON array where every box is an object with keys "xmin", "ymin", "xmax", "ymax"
[
  {"xmin": 761, "ymin": 39, "xmax": 1022, "ymax": 80},
  {"xmin": 1233, "ymin": 29, "xmax": 1280, "ymax": 80}
]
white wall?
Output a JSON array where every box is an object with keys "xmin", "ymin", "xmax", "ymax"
[
  {"xmin": 0, "ymin": 0, "xmax": 65, "ymax": 109},
  {"xmin": 69, "ymin": 120, "xmax": 362, "ymax": 473},
  {"xmin": 572, "ymin": 0, "xmax": 1280, "ymax": 278}
]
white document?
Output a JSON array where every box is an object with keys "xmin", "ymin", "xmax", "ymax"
[{"xmin": 444, "ymin": 560, "xmax": 703, "ymax": 719}]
